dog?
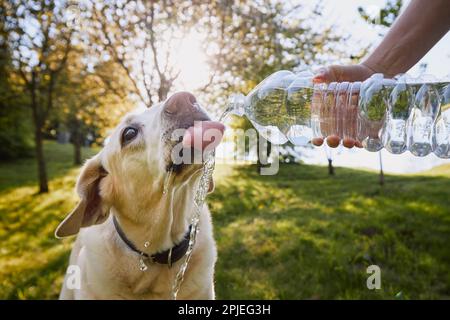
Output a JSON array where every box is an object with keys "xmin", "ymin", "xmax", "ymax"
[{"xmin": 55, "ymin": 92, "xmax": 225, "ymax": 299}]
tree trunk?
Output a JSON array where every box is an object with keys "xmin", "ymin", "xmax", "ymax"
[
  {"xmin": 73, "ymin": 136, "xmax": 82, "ymax": 165},
  {"xmin": 328, "ymin": 159, "xmax": 334, "ymax": 175},
  {"xmin": 256, "ymin": 134, "xmax": 262, "ymax": 172},
  {"xmin": 72, "ymin": 124, "xmax": 82, "ymax": 165},
  {"xmin": 379, "ymin": 152, "xmax": 384, "ymax": 186},
  {"xmin": 34, "ymin": 124, "xmax": 49, "ymax": 193},
  {"xmin": 30, "ymin": 86, "xmax": 49, "ymax": 193},
  {"xmin": 256, "ymin": 135, "xmax": 274, "ymax": 172},
  {"xmin": 158, "ymin": 80, "xmax": 170, "ymax": 102}
]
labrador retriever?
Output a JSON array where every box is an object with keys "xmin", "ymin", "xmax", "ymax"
[{"xmin": 55, "ymin": 92, "xmax": 225, "ymax": 299}]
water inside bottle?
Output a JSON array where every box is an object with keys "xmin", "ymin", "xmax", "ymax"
[
  {"xmin": 382, "ymin": 79, "xmax": 412, "ymax": 154},
  {"xmin": 434, "ymin": 83, "xmax": 450, "ymax": 158},
  {"xmin": 171, "ymin": 75, "xmax": 450, "ymax": 299},
  {"xmin": 285, "ymin": 76, "xmax": 316, "ymax": 145},
  {"xmin": 357, "ymin": 77, "xmax": 389, "ymax": 151},
  {"xmin": 408, "ymin": 83, "xmax": 440, "ymax": 156},
  {"xmin": 227, "ymin": 71, "xmax": 450, "ymax": 158},
  {"xmin": 248, "ymin": 87, "xmax": 289, "ymax": 144}
]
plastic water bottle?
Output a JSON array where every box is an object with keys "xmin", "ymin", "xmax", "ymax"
[{"xmin": 226, "ymin": 70, "xmax": 450, "ymax": 158}]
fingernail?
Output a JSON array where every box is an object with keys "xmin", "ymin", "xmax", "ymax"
[
  {"xmin": 312, "ymin": 68, "xmax": 327, "ymax": 83},
  {"xmin": 314, "ymin": 67, "xmax": 327, "ymax": 76}
]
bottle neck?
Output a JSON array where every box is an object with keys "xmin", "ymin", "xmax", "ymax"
[{"xmin": 226, "ymin": 93, "xmax": 246, "ymax": 117}]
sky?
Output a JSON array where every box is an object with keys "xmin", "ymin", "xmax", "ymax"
[
  {"xmin": 319, "ymin": 0, "xmax": 450, "ymax": 79},
  {"xmin": 300, "ymin": 0, "xmax": 450, "ymax": 173},
  {"xmin": 125, "ymin": 0, "xmax": 449, "ymax": 173},
  {"xmin": 215, "ymin": 0, "xmax": 450, "ymax": 173}
]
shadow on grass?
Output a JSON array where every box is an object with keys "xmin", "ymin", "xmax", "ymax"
[
  {"xmin": 0, "ymin": 141, "xmax": 96, "ymax": 299},
  {"xmin": 0, "ymin": 144, "xmax": 449, "ymax": 299},
  {"xmin": 210, "ymin": 164, "xmax": 450, "ymax": 299},
  {"xmin": 3, "ymin": 249, "xmax": 70, "ymax": 299}
]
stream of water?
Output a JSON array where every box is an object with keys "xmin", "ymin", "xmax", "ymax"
[{"xmin": 170, "ymin": 109, "xmax": 231, "ymax": 300}]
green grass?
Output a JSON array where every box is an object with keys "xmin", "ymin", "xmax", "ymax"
[
  {"xmin": 0, "ymin": 141, "xmax": 97, "ymax": 299},
  {"xmin": 1, "ymin": 141, "xmax": 449, "ymax": 299}
]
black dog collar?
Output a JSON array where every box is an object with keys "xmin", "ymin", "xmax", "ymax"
[{"xmin": 113, "ymin": 215, "xmax": 191, "ymax": 266}]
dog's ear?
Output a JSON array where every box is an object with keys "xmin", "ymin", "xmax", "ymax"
[{"xmin": 55, "ymin": 155, "xmax": 111, "ymax": 238}]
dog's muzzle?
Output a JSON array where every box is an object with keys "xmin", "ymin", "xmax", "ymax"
[
  {"xmin": 162, "ymin": 92, "xmax": 225, "ymax": 172},
  {"xmin": 163, "ymin": 91, "xmax": 210, "ymax": 127}
]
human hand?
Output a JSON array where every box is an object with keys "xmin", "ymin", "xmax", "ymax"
[
  {"xmin": 313, "ymin": 64, "xmax": 375, "ymax": 84},
  {"xmin": 311, "ymin": 64, "xmax": 376, "ymax": 148}
]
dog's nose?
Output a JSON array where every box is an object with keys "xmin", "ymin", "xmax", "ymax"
[{"xmin": 164, "ymin": 92, "xmax": 198, "ymax": 115}]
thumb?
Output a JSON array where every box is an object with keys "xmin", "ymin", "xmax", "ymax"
[
  {"xmin": 313, "ymin": 65, "xmax": 372, "ymax": 83},
  {"xmin": 313, "ymin": 65, "xmax": 346, "ymax": 83},
  {"xmin": 312, "ymin": 67, "xmax": 334, "ymax": 84}
]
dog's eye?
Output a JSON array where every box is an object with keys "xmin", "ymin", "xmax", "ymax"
[{"xmin": 122, "ymin": 127, "xmax": 138, "ymax": 144}]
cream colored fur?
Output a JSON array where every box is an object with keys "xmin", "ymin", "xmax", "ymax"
[{"xmin": 56, "ymin": 103, "xmax": 217, "ymax": 299}]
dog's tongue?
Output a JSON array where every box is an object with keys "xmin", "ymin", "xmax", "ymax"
[{"xmin": 182, "ymin": 121, "xmax": 225, "ymax": 151}]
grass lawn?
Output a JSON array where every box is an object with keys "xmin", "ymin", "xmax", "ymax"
[{"xmin": 1, "ymin": 141, "xmax": 449, "ymax": 299}]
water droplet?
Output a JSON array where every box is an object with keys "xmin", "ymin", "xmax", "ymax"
[{"xmin": 139, "ymin": 257, "xmax": 148, "ymax": 272}]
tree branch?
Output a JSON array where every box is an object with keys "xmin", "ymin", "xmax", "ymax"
[{"xmin": 94, "ymin": 5, "xmax": 150, "ymax": 107}]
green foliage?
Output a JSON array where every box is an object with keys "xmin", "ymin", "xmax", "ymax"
[
  {"xmin": 1, "ymin": 142, "xmax": 449, "ymax": 299},
  {"xmin": 0, "ymin": 141, "xmax": 97, "ymax": 298},
  {"xmin": 0, "ymin": 105, "xmax": 34, "ymax": 160},
  {"xmin": 210, "ymin": 163, "xmax": 450, "ymax": 299},
  {"xmin": 391, "ymin": 87, "xmax": 411, "ymax": 119},
  {"xmin": 202, "ymin": 1, "xmax": 343, "ymax": 107},
  {"xmin": 353, "ymin": 0, "xmax": 403, "ymax": 60},
  {"xmin": 358, "ymin": 0, "xmax": 403, "ymax": 28},
  {"xmin": 2, "ymin": 0, "xmax": 76, "ymax": 192},
  {"xmin": 54, "ymin": 50, "xmax": 134, "ymax": 148},
  {"xmin": 0, "ymin": 35, "xmax": 33, "ymax": 160},
  {"xmin": 199, "ymin": 2, "xmax": 343, "ymax": 162},
  {"xmin": 364, "ymin": 88, "xmax": 388, "ymax": 121},
  {"xmin": 85, "ymin": 0, "xmax": 203, "ymax": 105}
]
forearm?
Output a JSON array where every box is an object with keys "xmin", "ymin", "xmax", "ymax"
[{"xmin": 362, "ymin": 0, "xmax": 450, "ymax": 77}]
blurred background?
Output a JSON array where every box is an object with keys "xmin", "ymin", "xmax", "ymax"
[{"xmin": 0, "ymin": 0, "xmax": 449, "ymax": 299}]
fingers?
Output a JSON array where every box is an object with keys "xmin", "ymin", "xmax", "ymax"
[
  {"xmin": 326, "ymin": 135, "xmax": 340, "ymax": 148},
  {"xmin": 311, "ymin": 137, "xmax": 324, "ymax": 146},
  {"xmin": 310, "ymin": 79, "xmax": 361, "ymax": 149},
  {"xmin": 342, "ymin": 138, "xmax": 356, "ymax": 148},
  {"xmin": 313, "ymin": 66, "xmax": 336, "ymax": 83},
  {"xmin": 313, "ymin": 65, "xmax": 347, "ymax": 83},
  {"xmin": 312, "ymin": 65, "xmax": 371, "ymax": 149},
  {"xmin": 312, "ymin": 136, "xmax": 363, "ymax": 148},
  {"xmin": 313, "ymin": 64, "xmax": 375, "ymax": 84}
]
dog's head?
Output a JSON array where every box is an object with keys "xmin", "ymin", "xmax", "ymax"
[{"xmin": 55, "ymin": 92, "xmax": 224, "ymax": 238}]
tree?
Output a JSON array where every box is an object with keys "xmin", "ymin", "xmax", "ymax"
[
  {"xmin": 2, "ymin": 0, "xmax": 74, "ymax": 192},
  {"xmin": 358, "ymin": 0, "xmax": 403, "ymax": 34},
  {"xmin": 199, "ymin": 1, "xmax": 342, "ymax": 170},
  {"xmin": 55, "ymin": 49, "xmax": 134, "ymax": 165},
  {"xmin": 84, "ymin": 0, "xmax": 201, "ymax": 107},
  {"xmin": 0, "ymin": 7, "xmax": 33, "ymax": 160},
  {"xmin": 75, "ymin": 1, "xmax": 344, "ymax": 172},
  {"xmin": 325, "ymin": 145, "xmax": 335, "ymax": 176},
  {"xmin": 358, "ymin": 0, "xmax": 403, "ymax": 186}
]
